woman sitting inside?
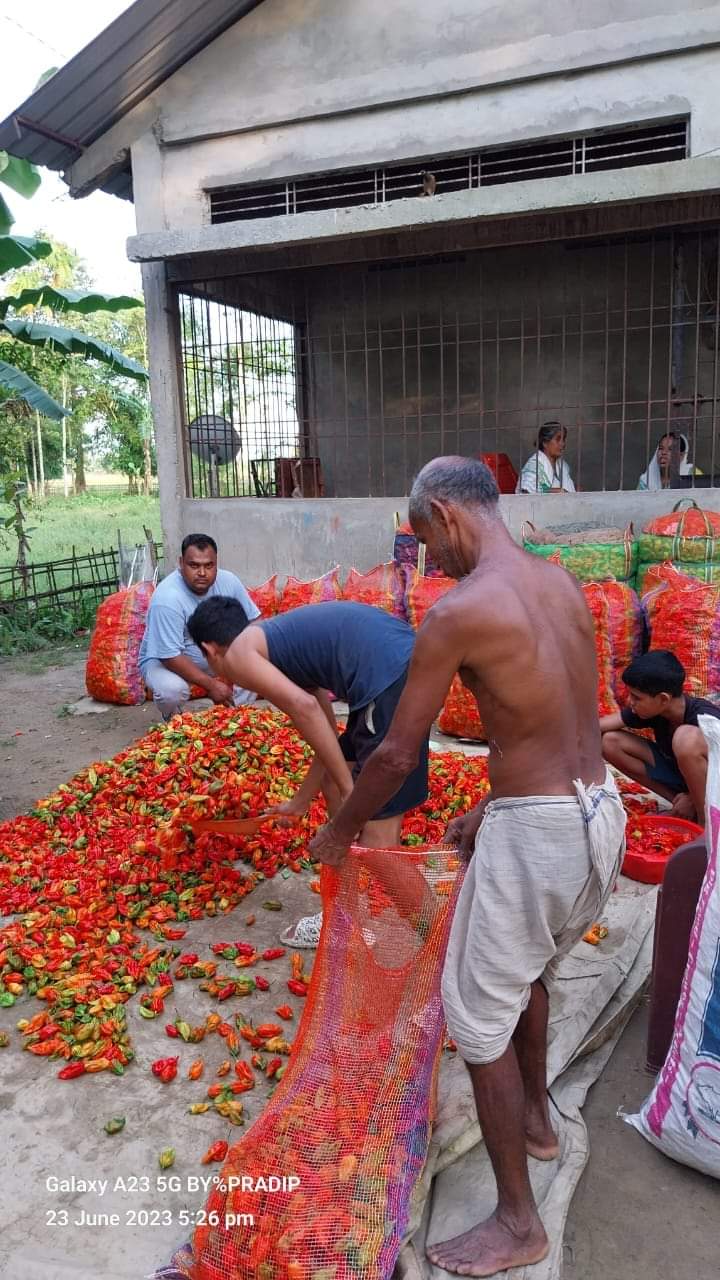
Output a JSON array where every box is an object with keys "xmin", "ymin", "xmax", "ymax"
[
  {"xmin": 637, "ymin": 432, "xmax": 698, "ymax": 489},
  {"xmin": 516, "ymin": 421, "xmax": 576, "ymax": 494}
]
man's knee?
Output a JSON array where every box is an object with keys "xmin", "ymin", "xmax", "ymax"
[
  {"xmin": 672, "ymin": 724, "xmax": 707, "ymax": 762},
  {"xmin": 144, "ymin": 663, "xmax": 190, "ymax": 719},
  {"xmin": 601, "ymin": 730, "xmax": 625, "ymax": 761}
]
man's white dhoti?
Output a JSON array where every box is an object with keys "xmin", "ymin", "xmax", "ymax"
[{"xmin": 441, "ymin": 768, "xmax": 626, "ymax": 1065}]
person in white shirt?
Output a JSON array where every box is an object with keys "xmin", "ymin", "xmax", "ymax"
[
  {"xmin": 516, "ymin": 422, "xmax": 576, "ymax": 495},
  {"xmin": 139, "ymin": 533, "xmax": 258, "ymax": 720},
  {"xmin": 637, "ymin": 432, "xmax": 697, "ymax": 490}
]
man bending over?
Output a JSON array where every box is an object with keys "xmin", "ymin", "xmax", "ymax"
[
  {"xmin": 186, "ymin": 598, "xmax": 430, "ymax": 948},
  {"xmin": 309, "ymin": 457, "xmax": 626, "ymax": 1278},
  {"xmin": 139, "ymin": 534, "xmax": 258, "ymax": 721},
  {"xmin": 601, "ymin": 650, "xmax": 719, "ymax": 825}
]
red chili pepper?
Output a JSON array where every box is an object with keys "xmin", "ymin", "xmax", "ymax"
[
  {"xmin": 165, "ymin": 1024, "xmax": 180, "ymax": 1038},
  {"xmin": 151, "ymin": 1056, "xmax": 178, "ymax": 1079},
  {"xmin": 254, "ymin": 975, "xmax": 270, "ymax": 991},
  {"xmin": 201, "ymin": 1140, "xmax": 228, "ymax": 1165},
  {"xmin": 265, "ymin": 1056, "xmax": 282, "ymax": 1078},
  {"xmin": 216, "ymin": 983, "xmax": 236, "ymax": 1001},
  {"xmin": 178, "ymin": 953, "xmax": 198, "ymax": 966},
  {"xmin": 161, "ymin": 928, "xmax": 186, "ymax": 940},
  {"xmin": 256, "ymin": 1023, "xmax": 282, "ymax": 1039},
  {"xmin": 275, "ymin": 1005, "xmax": 294, "ymax": 1020},
  {"xmin": 287, "ymin": 980, "xmax": 308, "ymax": 997},
  {"xmin": 261, "ymin": 948, "xmax": 286, "ymax": 961},
  {"xmin": 58, "ymin": 1062, "xmax": 86, "ymax": 1080}
]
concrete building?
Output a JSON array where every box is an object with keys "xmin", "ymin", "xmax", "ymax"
[{"xmin": 4, "ymin": 0, "xmax": 720, "ymax": 579}]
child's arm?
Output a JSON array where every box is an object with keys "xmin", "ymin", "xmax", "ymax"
[
  {"xmin": 599, "ymin": 712, "xmax": 624, "ymax": 733},
  {"xmin": 266, "ymin": 691, "xmax": 346, "ymax": 817},
  {"xmin": 225, "ymin": 647, "xmax": 354, "ymax": 800}
]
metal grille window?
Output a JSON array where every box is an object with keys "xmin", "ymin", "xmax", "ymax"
[
  {"xmin": 178, "ymin": 289, "xmax": 304, "ymax": 498},
  {"xmin": 209, "ymin": 119, "xmax": 688, "ymax": 224},
  {"xmin": 176, "ymin": 224, "xmax": 720, "ymax": 498}
]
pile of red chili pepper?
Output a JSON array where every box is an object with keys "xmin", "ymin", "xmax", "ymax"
[{"xmin": 0, "ymin": 707, "xmax": 489, "ymax": 1078}]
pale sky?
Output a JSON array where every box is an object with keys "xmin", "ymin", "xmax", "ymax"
[{"xmin": 0, "ymin": 1, "xmax": 142, "ymax": 295}]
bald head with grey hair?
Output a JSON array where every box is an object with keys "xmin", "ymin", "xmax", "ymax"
[{"xmin": 408, "ymin": 456, "xmax": 500, "ymax": 526}]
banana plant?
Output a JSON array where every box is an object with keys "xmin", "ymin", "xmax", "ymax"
[{"xmin": 0, "ymin": 153, "xmax": 147, "ymax": 424}]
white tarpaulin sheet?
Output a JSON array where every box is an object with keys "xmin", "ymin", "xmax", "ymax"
[{"xmin": 396, "ymin": 878, "xmax": 658, "ymax": 1280}]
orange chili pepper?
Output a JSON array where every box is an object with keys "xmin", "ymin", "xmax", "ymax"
[
  {"xmin": 216, "ymin": 1060, "xmax": 231, "ymax": 1077},
  {"xmin": 188, "ymin": 1060, "xmax": 204, "ymax": 1080}
]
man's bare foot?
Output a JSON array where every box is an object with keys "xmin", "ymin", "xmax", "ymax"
[{"xmin": 426, "ymin": 1209, "xmax": 549, "ymax": 1277}]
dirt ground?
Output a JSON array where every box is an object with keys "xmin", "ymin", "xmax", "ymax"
[{"xmin": 0, "ymin": 647, "xmax": 717, "ymax": 1280}]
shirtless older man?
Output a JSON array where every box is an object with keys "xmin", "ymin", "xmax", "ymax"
[{"xmin": 310, "ymin": 457, "xmax": 626, "ymax": 1278}]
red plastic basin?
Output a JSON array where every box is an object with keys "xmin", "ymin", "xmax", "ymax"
[{"xmin": 622, "ymin": 813, "xmax": 704, "ymax": 884}]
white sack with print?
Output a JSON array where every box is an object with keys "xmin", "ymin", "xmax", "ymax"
[{"xmin": 626, "ymin": 714, "xmax": 720, "ymax": 1176}]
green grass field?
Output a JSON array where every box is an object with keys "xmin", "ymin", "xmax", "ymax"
[{"xmin": 0, "ymin": 492, "xmax": 162, "ymax": 568}]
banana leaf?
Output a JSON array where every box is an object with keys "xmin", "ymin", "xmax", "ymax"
[
  {"xmin": 0, "ymin": 234, "xmax": 52, "ymax": 273},
  {"xmin": 0, "ymin": 318, "xmax": 148, "ymax": 380},
  {"xmin": 0, "ymin": 358, "xmax": 68, "ymax": 419},
  {"xmin": 0, "ymin": 286, "xmax": 143, "ymax": 318}
]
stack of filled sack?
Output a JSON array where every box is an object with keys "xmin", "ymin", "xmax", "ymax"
[{"xmin": 85, "ymin": 499, "xmax": 720, "ymax": 732}]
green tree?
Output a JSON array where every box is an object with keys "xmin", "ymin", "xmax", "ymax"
[{"xmin": 0, "ymin": 153, "xmax": 148, "ymax": 490}]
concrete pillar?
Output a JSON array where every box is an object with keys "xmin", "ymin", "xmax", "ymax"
[{"xmin": 141, "ymin": 261, "xmax": 186, "ymax": 564}]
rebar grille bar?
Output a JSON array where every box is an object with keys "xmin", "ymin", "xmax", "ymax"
[
  {"xmin": 177, "ymin": 224, "xmax": 720, "ymax": 498},
  {"xmin": 209, "ymin": 119, "xmax": 688, "ymax": 224}
]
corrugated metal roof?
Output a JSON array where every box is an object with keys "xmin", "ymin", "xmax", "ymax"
[{"xmin": 0, "ymin": 0, "xmax": 266, "ymax": 200}]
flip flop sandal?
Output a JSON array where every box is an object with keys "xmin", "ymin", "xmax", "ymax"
[{"xmin": 280, "ymin": 912, "xmax": 323, "ymax": 949}]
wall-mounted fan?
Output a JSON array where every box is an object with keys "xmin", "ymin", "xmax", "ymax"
[{"xmin": 188, "ymin": 414, "xmax": 240, "ymax": 496}]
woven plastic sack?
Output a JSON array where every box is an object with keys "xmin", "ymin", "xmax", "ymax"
[
  {"xmin": 156, "ymin": 845, "xmax": 462, "ymax": 1280},
  {"xmin": 640, "ymin": 499, "xmax": 720, "ymax": 565},
  {"xmin": 85, "ymin": 582, "xmax": 154, "ymax": 705},
  {"xmin": 393, "ymin": 521, "xmax": 444, "ymax": 578},
  {"xmin": 278, "ymin": 567, "xmax": 342, "ymax": 613},
  {"xmin": 342, "ymin": 562, "xmax": 406, "ymax": 618},
  {"xmin": 522, "ymin": 521, "xmax": 638, "ymax": 583},
  {"xmin": 626, "ymin": 715, "xmax": 720, "ymax": 1176},
  {"xmin": 581, "ymin": 581, "xmax": 644, "ymax": 705},
  {"xmin": 637, "ymin": 559, "xmax": 720, "ymax": 595},
  {"xmin": 403, "ymin": 570, "xmax": 457, "ymax": 629},
  {"xmin": 248, "ymin": 575, "xmax": 278, "ymax": 617},
  {"xmin": 647, "ymin": 576, "xmax": 720, "ymax": 697},
  {"xmin": 438, "ymin": 675, "xmax": 486, "ymax": 741}
]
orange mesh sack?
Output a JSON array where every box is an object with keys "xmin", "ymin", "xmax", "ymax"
[
  {"xmin": 278, "ymin": 567, "xmax": 342, "ymax": 613},
  {"xmin": 582, "ymin": 581, "xmax": 644, "ymax": 706},
  {"xmin": 582, "ymin": 588, "xmax": 620, "ymax": 717},
  {"xmin": 403, "ymin": 569, "xmax": 457, "ymax": 629},
  {"xmin": 157, "ymin": 845, "xmax": 463, "ymax": 1280},
  {"xmin": 248, "ymin": 575, "xmax": 279, "ymax": 617},
  {"xmin": 648, "ymin": 577, "xmax": 720, "ymax": 697},
  {"xmin": 438, "ymin": 676, "xmax": 486, "ymax": 741},
  {"xmin": 85, "ymin": 582, "xmax": 154, "ymax": 705},
  {"xmin": 342, "ymin": 563, "xmax": 406, "ymax": 618}
]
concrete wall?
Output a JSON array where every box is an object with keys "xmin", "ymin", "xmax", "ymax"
[
  {"xmin": 71, "ymin": 2, "xmax": 720, "ymax": 235},
  {"xmin": 165, "ymin": 489, "xmax": 720, "ymax": 584},
  {"xmin": 302, "ymin": 235, "xmax": 720, "ymax": 497}
]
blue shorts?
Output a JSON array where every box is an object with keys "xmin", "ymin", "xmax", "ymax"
[
  {"xmin": 646, "ymin": 744, "xmax": 687, "ymax": 794},
  {"xmin": 339, "ymin": 673, "xmax": 429, "ymax": 820}
]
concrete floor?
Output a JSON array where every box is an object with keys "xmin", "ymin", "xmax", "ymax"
[
  {"xmin": 0, "ymin": 648, "xmax": 717, "ymax": 1279},
  {"xmin": 564, "ymin": 1003, "xmax": 719, "ymax": 1280}
]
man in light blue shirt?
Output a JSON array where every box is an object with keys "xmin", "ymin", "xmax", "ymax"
[{"xmin": 139, "ymin": 533, "xmax": 259, "ymax": 720}]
